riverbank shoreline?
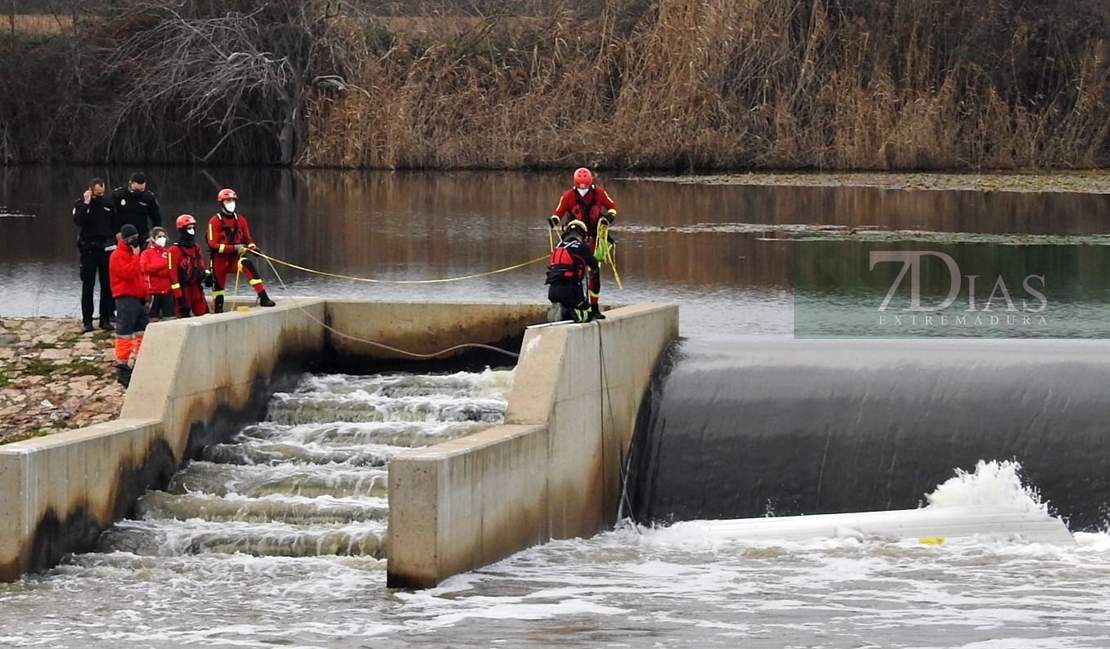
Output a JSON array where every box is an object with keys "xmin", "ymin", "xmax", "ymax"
[
  {"xmin": 0, "ymin": 318, "xmax": 124, "ymax": 445},
  {"xmin": 631, "ymin": 170, "xmax": 1110, "ymax": 193}
]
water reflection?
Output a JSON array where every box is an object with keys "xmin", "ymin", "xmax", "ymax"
[{"xmin": 2, "ymin": 167, "xmax": 1108, "ymax": 337}]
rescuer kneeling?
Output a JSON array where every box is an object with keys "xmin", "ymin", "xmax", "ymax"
[{"xmin": 545, "ymin": 219, "xmax": 600, "ymax": 323}]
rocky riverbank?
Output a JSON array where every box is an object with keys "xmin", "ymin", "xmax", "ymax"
[{"xmin": 0, "ymin": 318, "xmax": 124, "ymax": 445}]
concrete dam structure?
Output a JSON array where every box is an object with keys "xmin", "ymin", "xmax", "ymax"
[
  {"xmin": 4, "ymin": 302, "xmax": 1103, "ymax": 586},
  {"xmin": 626, "ymin": 337, "xmax": 1110, "ymax": 533},
  {"xmin": 0, "ymin": 300, "xmax": 679, "ymax": 585}
]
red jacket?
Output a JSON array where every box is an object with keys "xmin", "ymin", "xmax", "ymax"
[
  {"xmin": 550, "ymin": 185, "xmax": 617, "ymax": 235},
  {"xmin": 206, "ymin": 212, "xmax": 257, "ymax": 257},
  {"xmin": 168, "ymin": 242, "xmax": 207, "ymax": 299},
  {"xmin": 109, "ymin": 241, "xmax": 147, "ymax": 300},
  {"xmin": 140, "ymin": 245, "xmax": 173, "ymax": 294}
]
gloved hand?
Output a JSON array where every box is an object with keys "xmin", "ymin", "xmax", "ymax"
[
  {"xmin": 234, "ymin": 244, "xmax": 247, "ymax": 254},
  {"xmin": 599, "ymin": 215, "xmax": 612, "ymax": 227},
  {"xmin": 547, "ymin": 215, "xmax": 560, "ymax": 229},
  {"xmin": 177, "ymin": 298, "xmax": 191, "ymax": 318},
  {"xmin": 202, "ymin": 270, "xmax": 214, "ymax": 287}
]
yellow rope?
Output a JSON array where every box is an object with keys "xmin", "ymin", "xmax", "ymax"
[
  {"xmin": 596, "ymin": 221, "xmax": 610, "ymax": 258},
  {"xmin": 254, "ymin": 254, "xmax": 521, "ymax": 360},
  {"xmin": 233, "ymin": 258, "xmax": 241, "ymax": 298},
  {"xmin": 595, "ymin": 222, "xmax": 622, "ymax": 289},
  {"xmin": 250, "ymin": 250, "xmax": 548, "ymax": 284},
  {"xmin": 607, "ymin": 241, "xmax": 622, "ymax": 289}
]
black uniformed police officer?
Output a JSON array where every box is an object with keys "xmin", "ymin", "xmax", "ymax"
[
  {"xmin": 111, "ymin": 172, "xmax": 162, "ymax": 244},
  {"xmin": 73, "ymin": 177, "xmax": 117, "ymax": 333}
]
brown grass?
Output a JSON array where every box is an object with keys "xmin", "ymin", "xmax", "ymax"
[
  {"xmin": 299, "ymin": 0, "xmax": 1110, "ymax": 171},
  {"xmin": 6, "ymin": 14, "xmax": 71, "ymax": 35},
  {"xmin": 2, "ymin": 1, "xmax": 1110, "ymax": 170}
]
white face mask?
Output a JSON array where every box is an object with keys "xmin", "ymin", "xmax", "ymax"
[
  {"xmin": 185, "ymin": 227, "xmax": 195, "ymax": 235},
  {"xmin": 155, "ymin": 236, "xmax": 167, "ymax": 248},
  {"xmin": 223, "ymin": 201, "xmax": 236, "ymax": 213},
  {"xmin": 576, "ymin": 187, "xmax": 589, "ymax": 197}
]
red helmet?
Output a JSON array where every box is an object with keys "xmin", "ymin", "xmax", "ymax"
[
  {"xmin": 217, "ymin": 188, "xmax": 238, "ymax": 202},
  {"xmin": 573, "ymin": 168, "xmax": 593, "ymax": 189},
  {"xmin": 175, "ymin": 214, "xmax": 197, "ymax": 229}
]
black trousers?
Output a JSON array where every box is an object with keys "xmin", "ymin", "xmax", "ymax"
[
  {"xmin": 115, "ymin": 295, "xmax": 149, "ymax": 337},
  {"xmin": 147, "ymin": 293, "xmax": 177, "ymax": 320},
  {"xmin": 547, "ymin": 281, "xmax": 590, "ymax": 322},
  {"xmin": 78, "ymin": 243, "xmax": 113, "ymax": 324}
]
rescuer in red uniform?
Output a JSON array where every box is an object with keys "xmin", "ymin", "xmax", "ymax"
[
  {"xmin": 545, "ymin": 219, "xmax": 600, "ymax": 323},
  {"xmin": 140, "ymin": 226, "xmax": 175, "ymax": 322},
  {"xmin": 206, "ymin": 188, "xmax": 275, "ymax": 312},
  {"xmin": 547, "ymin": 167, "xmax": 616, "ymax": 320},
  {"xmin": 169, "ymin": 214, "xmax": 210, "ymax": 319},
  {"xmin": 108, "ymin": 224, "xmax": 149, "ymax": 387}
]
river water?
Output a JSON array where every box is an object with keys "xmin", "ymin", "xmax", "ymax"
[{"xmin": 2, "ymin": 168, "xmax": 1110, "ymax": 648}]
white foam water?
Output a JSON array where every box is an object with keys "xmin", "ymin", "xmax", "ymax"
[{"xmin": 925, "ymin": 459, "xmax": 1049, "ymax": 513}]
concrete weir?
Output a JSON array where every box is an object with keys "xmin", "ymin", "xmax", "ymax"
[{"xmin": 0, "ymin": 300, "xmax": 678, "ymax": 585}]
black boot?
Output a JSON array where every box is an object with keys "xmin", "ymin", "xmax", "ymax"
[
  {"xmin": 590, "ymin": 306, "xmax": 606, "ymax": 320},
  {"xmin": 99, "ymin": 318, "xmax": 113, "ymax": 331},
  {"xmin": 258, "ymin": 290, "xmax": 276, "ymax": 307},
  {"xmin": 214, "ymin": 295, "xmax": 224, "ymax": 313},
  {"xmin": 115, "ymin": 363, "xmax": 132, "ymax": 388},
  {"xmin": 82, "ymin": 321, "xmax": 94, "ymax": 334}
]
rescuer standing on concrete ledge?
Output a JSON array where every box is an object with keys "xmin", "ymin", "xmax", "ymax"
[
  {"xmin": 547, "ymin": 167, "xmax": 616, "ymax": 321},
  {"xmin": 169, "ymin": 214, "xmax": 210, "ymax": 319},
  {"xmin": 206, "ymin": 188, "xmax": 275, "ymax": 312}
]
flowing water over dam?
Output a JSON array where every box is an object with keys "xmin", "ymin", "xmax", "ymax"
[
  {"xmin": 99, "ymin": 371, "xmax": 512, "ymax": 563},
  {"xmin": 626, "ymin": 338, "xmax": 1110, "ymax": 531}
]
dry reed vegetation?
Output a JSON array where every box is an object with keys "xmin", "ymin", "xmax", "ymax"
[
  {"xmin": 303, "ymin": 0, "xmax": 1110, "ymax": 170},
  {"xmin": 6, "ymin": 14, "xmax": 71, "ymax": 34},
  {"xmin": 1, "ymin": 0, "xmax": 1109, "ymax": 169}
]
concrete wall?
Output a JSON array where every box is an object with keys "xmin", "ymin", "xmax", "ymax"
[
  {"xmin": 326, "ymin": 301, "xmax": 551, "ymax": 360},
  {"xmin": 387, "ymin": 303, "xmax": 680, "ymax": 588},
  {"xmin": 0, "ymin": 300, "xmax": 552, "ymax": 582}
]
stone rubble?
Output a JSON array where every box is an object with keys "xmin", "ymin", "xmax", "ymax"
[{"xmin": 0, "ymin": 318, "xmax": 125, "ymax": 445}]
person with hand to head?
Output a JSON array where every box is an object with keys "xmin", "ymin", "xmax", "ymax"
[
  {"xmin": 206, "ymin": 188, "xmax": 275, "ymax": 312},
  {"xmin": 111, "ymin": 172, "xmax": 162, "ymax": 244},
  {"xmin": 168, "ymin": 214, "xmax": 210, "ymax": 320},
  {"xmin": 140, "ymin": 226, "xmax": 176, "ymax": 322},
  {"xmin": 545, "ymin": 220, "xmax": 601, "ymax": 323},
  {"xmin": 547, "ymin": 167, "xmax": 617, "ymax": 320},
  {"xmin": 73, "ymin": 177, "xmax": 117, "ymax": 333},
  {"xmin": 109, "ymin": 224, "xmax": 149, "ymax": 388}
]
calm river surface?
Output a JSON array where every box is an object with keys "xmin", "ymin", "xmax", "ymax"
[
  {"xmin": 2, "ymin": 168, "xmax": 1110, "ymax": 648},
  {"xmin": 4, "ymin": 166, "xmax": 1110, "ymax": 337}
]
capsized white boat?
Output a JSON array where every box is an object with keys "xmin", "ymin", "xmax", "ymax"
[{"xmin": 673, "ymin": 506, "xmax": 1075, "ymax": 546}]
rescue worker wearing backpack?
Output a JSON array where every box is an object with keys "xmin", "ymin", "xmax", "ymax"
[
  {"xmin": 545, "ymin": 220, "xmax": 601, "ymax": 323},
  {"xmin": 547, "ymin": 167, "xmax": 617, "ymax": 321}
]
